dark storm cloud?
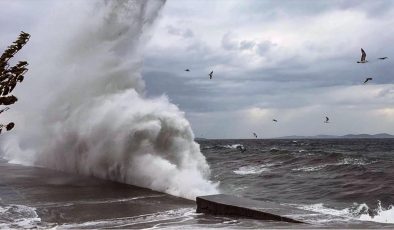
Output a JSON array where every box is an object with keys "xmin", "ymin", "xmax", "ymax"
[
  {"xmin": 143, "ymin": 68, "xmax": 359, "ymax": 114},
  {"xmin": 142, "ymin": 70, "xmax": 265, "ymax": 112}
]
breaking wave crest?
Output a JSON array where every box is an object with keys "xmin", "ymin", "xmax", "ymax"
[
  {"xmin": 202, "ymin": 144, "xmax": 245, "ymax": 150},
  {"xmin": 298, "ymin": 201, "xmax": 394, "ymax": 224},
  {"xmin": 1, "ymin": 0, "xmax": 217, "ymax": 199},
  {"xmin": 358, "ymin": 201, "xmax": 394, "ymax": 224},
  {"xmin": 233, "ymin": 163, "xmax": 274, "ymax": 175},
  {"xmin": 0, "ymin": 204, "xmax": 42, "ymax": 229},
  {"xmin": 292, "ymin": 157, "xmax": 375, "ymax": 172}
]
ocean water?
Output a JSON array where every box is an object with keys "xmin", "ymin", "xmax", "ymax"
[
  {"xmin": 1, "ymin": 139, "xmax": 394, "ymax": 228},
  {"xmin": 200, "ymin": 138, "xmax": 394, "ymax": 226}
]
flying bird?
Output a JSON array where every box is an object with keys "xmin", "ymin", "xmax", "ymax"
[
  {"xmin": 253, "ymin": 132, "xmax": 258, "ymax": 138},
  {"xmin": 324, "ymin": 117, "xmax": 329, "ymax": 123},
  {"xmin": 273, "ymin": 119, "xmax": 278, "ymax": 122},
  {"xmin": 357, "ymin": 48, "xmax": 368, "ymax": 63},
  {"xmin": 363, "ymin": 77, "xmax": 373, "ymax": 84},
  {"xmin": 209, "ymin": 71, "xmax": 213, "ymax": 79},
  {"xmin": 0, "ymin": 107, "xmax": 9, "ymax": 114},
  {"xmin": 6, "ymin": 122, "xmax": 14, "ymax": 131},
  {"xmin": 185, "ymin": 69, "xmax": 190, "ymax": 72},
  {"xmin": 378, "ymin": 57, "xmax": 388, "ymax": 60}
]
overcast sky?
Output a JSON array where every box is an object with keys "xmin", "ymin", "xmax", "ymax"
[
  {"xmin": 2, "ymin": 0, "xmax": 394, "ymax": 138},
  {"xmin": 143, "ymin": 0, "xmax": 394, "ymax": 138}
]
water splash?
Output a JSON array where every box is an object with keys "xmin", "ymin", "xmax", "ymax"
[
  {"xmin": 359, "ymin": 201, "xmax": 394, "ymax": 224},
  {"xmin": 2, "ymin": 0, "xmax": 218, "ymax": 200},
  {"xmin": 297, "ymin": 201, "xmax": 394, "ymax": 224},
  {"xmin": 0, "ymin": 204, "xmax": 42, "ymax": 229}
]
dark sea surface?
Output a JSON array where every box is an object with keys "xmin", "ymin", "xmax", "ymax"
[
  {"xmin": 199, "ymin": 138, "xmax": 394, "ymax": 226},
  {"xmin": 1, "ymin": 139, "xmax": 394, "ymax": 228}
]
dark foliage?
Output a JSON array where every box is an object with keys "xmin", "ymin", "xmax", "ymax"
[{"xmin": 0, "ymin": 31, "xmax": 30, "ymax": 134}]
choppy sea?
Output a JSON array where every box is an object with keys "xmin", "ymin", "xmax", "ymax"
[
  {"xmin": 1, "ymin": 138, "xmax": 394, "ymax": 229},
  {"xmin": 200, "ymin": 138, "xmax": 394, "ymax": 226}
]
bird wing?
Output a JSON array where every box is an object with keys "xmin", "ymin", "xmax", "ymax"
[
  {"xmin": 361, "ymin": 48, "xmax": 366, "ymax": 62},
  {"xmin": 326, "ymin": 117, "xmax": 329, "ymax": 121}
]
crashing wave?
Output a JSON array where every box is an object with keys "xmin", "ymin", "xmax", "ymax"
[{"xmin": 1, "ymin": 0, "xmax": 217, "ymax": 200}]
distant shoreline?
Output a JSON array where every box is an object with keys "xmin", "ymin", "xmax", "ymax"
[{"xmin": 195, "ymin": 133, "xmax": 394, "ymax": 140}]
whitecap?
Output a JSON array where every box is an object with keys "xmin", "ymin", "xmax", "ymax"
[
  {"xmin": 296, "ymin": 201, "xmax": 394, "ymax": 224},
  {"xmin": 0, "ymin": 204, "xmax": 42, "ymax": 228},
  {"xmin": 233, "ymin": 164, "xmax": 274, "ymax": 175},
  {"xmin": 359, "ymin": 201, "xmax": 394, "ymax": 224},
  {"xmin": 222, "ymin": 144, "xmax": 244, "ymax": 149},
  {"xmin": 293, "ymin": 158, "xmax": 375, "ymax": 172},
  {"xmin": 292, "ymin": 165, "xmax": 327, "ymax": 172}
]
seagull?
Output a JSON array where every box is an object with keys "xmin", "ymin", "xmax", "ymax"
[
  {"xmin": 378, "ymin": 57, "xmax": 388, "ymax": 60},
  {"xmin": 6, "ymin": 122, "xmax": 14, "ymax": 131},
  {"xmin": 273, "ymin": 119, "xmax": 278, "ymax": 122},
  {"xmin": 324, "ymin": 116, "xmax": 329, "ymax": 123},
  {"xmin": 185, "ymin": 69, "xmax": 190, "ymax": 72},
  {"xmin": 253, "ymin": 132, "xmax": 258, "ymax": 138},
  {"xmin": 357, "ymin": 48, "xmax": 368, "ymax": 63},
  {"xmin": 0, "ymin": 107, "xmax": 9, "ymax": 114},
  {"xmin": 209, "ymin": 71, "xmax": 213, "ymax": 79},
  {"xmin": 363, "ymin": 77, "xmax": 373, "ymax": 84}
]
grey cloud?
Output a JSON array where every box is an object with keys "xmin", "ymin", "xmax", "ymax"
[
  {"xmin": 239, "ymin": 40, "xmax": 255, "ymax": 50},
  {"xmin": 143, "ymin": 70, "xmax": 255, "ymax": 113},
  {"xmin": 377, "ymin": 88, "xmax": 394, "ymax": 98},
  {"xmin": 143, "ymin": 38, "xmax": 394, "ymax": 119},
  {"xmin": 141, "ymin": 0, "xmax": 394, "ymax": 137},
  {"xmin": 235, "ymin": 0, "xmax": 394, "ymax": 22},
  {"xmin": 221, "ymin": 32, "xmax": 237, "ymax": 50},
  {"xmin": 335, "ymin": 0, "xmax": 394, "ymax": 18},
  {"xmin": 256, "ymin": 41, "xmax": 276, "ymax": 56},
  {"xmin": 166, "ymin": 25, "xmax": 194, "ymax": 38}
]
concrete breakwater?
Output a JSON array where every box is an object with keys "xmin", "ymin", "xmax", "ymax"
[{"xmin": 197, "ymin": 194, "xmax": 316, "ymax": 223}]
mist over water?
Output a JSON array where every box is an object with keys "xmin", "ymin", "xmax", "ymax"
[{"xmin": 2, "ymin": 0, "xmax": 218, "ymax": 200}]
